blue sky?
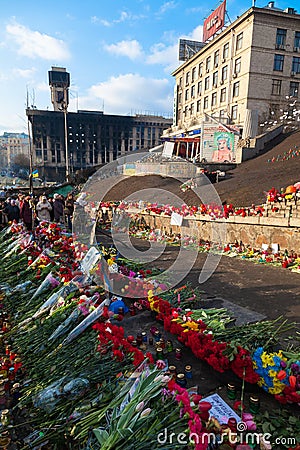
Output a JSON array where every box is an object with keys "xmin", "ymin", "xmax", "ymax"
[{"xmin": 0, "ymin": 0, "xmax": 298, "ymax": 135}]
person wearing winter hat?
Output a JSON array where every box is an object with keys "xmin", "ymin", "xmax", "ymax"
[{"xmin": 36, "ymin": 195, "xmax": 52, "ymax": 222}]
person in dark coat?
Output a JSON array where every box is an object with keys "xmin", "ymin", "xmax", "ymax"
[
  {"xmin": 4, "ymin": 199, "xmax": 20, "ymax": 222},
  {"xmin": 64, "ymin": 193, "xmax": 75, "ymax": 230},
  {"xmin": 53, "ymin": 193, "xmax": 64, "ymax": 223},
  {"xmin": 20, "ymin": 196, "xmax": 33, "ymax": 230}
]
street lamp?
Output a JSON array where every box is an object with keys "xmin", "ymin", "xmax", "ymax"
[{"xmin": 61, "ymin": 99, "xmax": 69, "ymax": 181}]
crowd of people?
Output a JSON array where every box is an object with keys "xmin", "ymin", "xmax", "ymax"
[{"xmin": 0, "ymin": 189, "xmax": 75, "ymax": 231}]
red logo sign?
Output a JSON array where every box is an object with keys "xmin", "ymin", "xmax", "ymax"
[{"xmin": 203, "ymin": 0, "xmax": 226, "ymax": 42}]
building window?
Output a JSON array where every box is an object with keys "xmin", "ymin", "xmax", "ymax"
[
  {"xmin": 179, "ymin": 77, "xmax": 182, "ymax": 88},
  {"xmin": 204, "ymin": 96, "xmax": 209, "ymax": 109},
  {"xmin": 178, "ymin": 92, "xmax": 182, "ymax": 103},
  {"xmin": 185, "ymin": 89, "xmax": 189, "ymax": 101},
  {"xmin": 271, "ymin": 79, "xmax": 282, "ymax": 95},
  {"xmin": 233, "ymin": 81, "xmax": 240, "ymax": 97},
  {"xmin": 211, "ymin": 92, "xmax": 217, "ymax": 106},
  {"xmin": 220, "ymin": 87, "xmax": 226, "ymax": 103},
  {"xmin": 206, "ymin": 56, "xmax": 211, "ymax": 72},
  {"xmin": 273, "ymin": 54, "xmax": 284, "ymax": 71},
  {"xmin": 290, "ymin": 81, "xmax": 299, "ymax": 97},
  {"xmin": 198, "ymin": 62, "xmax": 203, "ymax": 77},
  {"xmin": 236, "ymin": 32, "xmax": 243, "ymax": 51},
  {"xmin": 294, "ymin": 31, "xmax": 300, "ymax": 50},
  {"xmin": 214, "ymin": 50, "xmax": 219, "ymax": 67},
  {"xmin": 184, "ymin": 106, "xmax": 189, "ymax": 117},
  {"xmin": 204, "ymin": 76, "xmax": 210, "ymax": 90},
  {"xmin": 223, "ymin": 43, "xmax": 229, "ymax": 60},
  {"xmin": 276, "ymin": 28, "xmax": 287, "ymax": 48},
  {"xmin": 197, "ymin": 80, "xmax": 202, "ymax": 95},
  {"xmin": 231, "ymin": 104, "xmax": 238, "ymax": 120},
  {"xmin": 190, "ymin": 103, "xmax": 195, "ymax": 115},
  {"xmin": 197, "ymin": 100, "xmax": 201, "ymax": 112},
  {"xmin": 221, "ymin": 65, "xmax": 228, "ymax": 81},
  {"xmin": 212, "ymin": 71, "xmax": 218, "ymax": 87},
  {"xmin": 220, "ymin": 109, "xmax": 225, "ymax": 119},
  {"xmin": 191, "ymin": 85, "xmax": 195, "ymax": 98},
  {"xmin": 186, "ymin": 72, "xmax": 190, "ymax": 85},
  {"xmin": 234, "ymin": 57, "xmax": 241, "ymax": 74},
  {"xmin": 192, "ymin": 67, "xmax": 196, "ymax": 82},
  {"xmin": 292, "ymin": 56, "xmax": 300, "ymax": 73}
]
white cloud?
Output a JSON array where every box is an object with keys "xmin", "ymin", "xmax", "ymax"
[
  {"xmin": 6, "ymin": 21, "xmax": 70, "ymax": 60},
  {"xmin": 158, "ymin": 1, "xmax": 177, "ymax": 15},
  {"xmin": 13, "ymin": 67, "xmax": 36, "ymax": 78},
  {"xmin": 146, "ymin": 24, "xmax": 203, "ymax": 73},
  {"xmin": 146, "ymin": 43, "xmax": 178, "ymax": 73},
  {"xmin": 36, "ymin": 81, "xmax": 50, "ymax": 92},
  {"xmin": 91, "ymin": 10, "xmax": 145, "ymax": 27},
  {"xmin": 190, "ymin": 25, "xmax": 204, "ymax": 41},
  {"xmin": 78, "ymin": 74, "xmax": 173, "ymax": 116},
  {"xmin": 104, "ymin": 40, "xmax": 143, "ymax": 60}
]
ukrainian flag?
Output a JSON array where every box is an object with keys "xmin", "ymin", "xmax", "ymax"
[{"xmin": 32, "ymin": 169, "xmax": 39, "ymax": 178}]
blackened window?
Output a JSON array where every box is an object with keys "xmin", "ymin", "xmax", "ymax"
[{"xmin": 271, "ymin": 79, "xmax": 281, "ymax": 95}]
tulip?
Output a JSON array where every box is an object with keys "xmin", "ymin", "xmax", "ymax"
[
  {"xmin": 135, "ymin": 401, "xmax": 145, "ymax": 412},
  {"xmin": 140, "ymin": 408, "xmax": 151, "ymax": 418},
  {"xmin": 289, "ymin": 375, "xmax": 297, "ymax": 389},
  {"xmin": 277, "ymin": 370, "xmax": 287, "ymax": 380}
]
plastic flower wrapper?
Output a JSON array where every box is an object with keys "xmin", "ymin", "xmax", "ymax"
[
  {"xmin": 48, "ymin": 293, "xmax": 100, "ymax": 342},
  {"xmin": 11, "ymin": 280, "xmax": 33, "ymax": 294},
  {"xmin": 30, "ymin": 272, "xmax": 60, "ymax": 301},
  {"xmin": 61, "ymin": 297, "xmax": 110, "ymax": 346},
  {"xmin": 32, "ymin": 274, "xmax": 90, "ymax": 320},
  {"xmin": 3, "ymin": 236, "xmax": 23, "ymax": 259}
]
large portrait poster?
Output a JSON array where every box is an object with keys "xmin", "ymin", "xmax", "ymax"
[{"xmin": 212, "ymin": 131, "xmax": 235, "ymax": 163}]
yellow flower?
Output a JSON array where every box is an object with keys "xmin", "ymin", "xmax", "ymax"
[
  {"xmin": 257, "ymin": 378, "xmax": 266, "ymax": 387},
  {"xmin": 261, "ymin": 352, "xmax": 276, "ymax": 368},
  {"xmin": 268, "ymin": 369, "xmax": 277, "ymax": 378},
  {"xmin": 181, "ymin": 321, "xmax": 199, "ymax": 332},
  {"xmin": 269, "ymin": 386, "xmax": 284, "ymax": 395}
]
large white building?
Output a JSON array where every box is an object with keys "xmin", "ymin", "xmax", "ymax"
[{"xmin": 167, "ymin": 2, "xmax": 300, "ymax": 142}]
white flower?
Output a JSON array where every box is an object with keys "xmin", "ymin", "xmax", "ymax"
[
  {"xmin": 135, "ymin": 401, "xmax": 145, "ymax": 412},
  {"xmin": 154, "ymin": 375, "xmax": 164, "ymax": 383},
  {"xmin": 140, "ymin": 408, "xmax": 151, "ymax": 418}
]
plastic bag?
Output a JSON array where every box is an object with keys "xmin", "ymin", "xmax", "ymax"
[{"xmin": 33, "ymin": 377, "xmax": 89, "ymax": 412}]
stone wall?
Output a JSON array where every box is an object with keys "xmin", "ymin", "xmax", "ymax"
[{"xmin": 141, "ymin": 208, "xmax": 300, "ymax": 252}]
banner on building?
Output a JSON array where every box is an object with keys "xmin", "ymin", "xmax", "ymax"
[{"xmin": 203, "ymin": 0, "xmax": 226, "ymax": 42}]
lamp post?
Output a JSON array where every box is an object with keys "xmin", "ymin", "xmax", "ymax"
[
  {"xmin": 27, "ymin": 113, "xmax": 34, "ymax": 195},
  {"xmin": 61, "ymin": 99, "xmax": 69, "ymax": 182}
]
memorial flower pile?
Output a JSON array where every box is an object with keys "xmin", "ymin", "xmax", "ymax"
[
  {"xmin": 147, "ymin": 286, "xmax": 299, "ymax": 403},
  {"xmin": 0, "ymin": 219, "xmax": 298, "ymax": 448}
]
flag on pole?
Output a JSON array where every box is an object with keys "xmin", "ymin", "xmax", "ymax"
[{"xmin": 32, "ymin": 170, "xmax": 39, "ymax": 178}]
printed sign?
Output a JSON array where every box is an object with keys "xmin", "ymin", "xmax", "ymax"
[
  {"xmin": 203, "ymin": 0, "xmax": 226, "ymax": 42},
  {"xmin": 170, "ymin": 212, "xmax": 183, "ymax": 226},
  {"xmin": 80, "ymin": 246, "xmax": 100, "ymax": 274}
]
